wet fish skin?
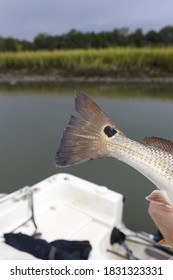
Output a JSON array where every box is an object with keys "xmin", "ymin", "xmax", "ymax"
[{"xmin": 55, "ymin": 92, "xmax": 173, "ymax": 207}]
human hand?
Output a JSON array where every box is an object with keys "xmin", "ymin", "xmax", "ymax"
[{"xmin": 148, "ymin": 201, "xmax": 173, "ymax": 247}]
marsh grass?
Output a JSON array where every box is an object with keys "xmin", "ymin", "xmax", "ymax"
[{"xmin": 0, "ymin": 48, "xmax": 173, "ymax": 77}]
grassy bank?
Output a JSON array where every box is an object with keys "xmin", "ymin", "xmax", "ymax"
[{"xmin": 0, "ymin": 48, "xmax": 173, "ymax": 77}]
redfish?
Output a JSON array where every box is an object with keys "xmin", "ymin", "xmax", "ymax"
[{"xmin": 55, "ymin": 92, "xmax": 173, "ymax": 210}]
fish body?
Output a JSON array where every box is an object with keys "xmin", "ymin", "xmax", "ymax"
[{"xmin": 55, "ymin": 92, "xmax": 173, "ymax": 207}]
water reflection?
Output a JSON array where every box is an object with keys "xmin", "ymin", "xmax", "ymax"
[
  {"xmin": 0, "ymin": 82, "xmax": 173, "ymax": 233},
  {"xmin": 1, "ymin": 82, "xmax": 173, "ymax": 99}
]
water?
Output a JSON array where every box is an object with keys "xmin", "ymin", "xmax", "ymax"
[{"xmin": 1, "ymin": 82, "xmax": 173, "ymax": 233}]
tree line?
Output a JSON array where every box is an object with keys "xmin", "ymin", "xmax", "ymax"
[{"xmin": 1, "ymin": 26, "xmax": 173, "ymax": 52}]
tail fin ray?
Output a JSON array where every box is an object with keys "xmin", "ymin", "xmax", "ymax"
[{"xmin": 55, "ymin": 92, "xmax": 118, "ymax": 167}]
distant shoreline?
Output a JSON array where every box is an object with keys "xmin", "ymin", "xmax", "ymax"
[
  {"xmin": 1, "ymin": 48, "xmax": 173, "ymax": 84},
  {"xmin": 1, "ymin": 74, "xmax": 173, "ymax": 85}
]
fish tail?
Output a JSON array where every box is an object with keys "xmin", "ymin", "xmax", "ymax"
[{"xmin": 55, "ymin": 92, "xmax": 120, "ymax": 167}]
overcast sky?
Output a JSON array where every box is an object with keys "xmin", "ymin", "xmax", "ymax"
[{"xmin": 0, "ymin": 0, "xmax": 173, "ymax": 41}]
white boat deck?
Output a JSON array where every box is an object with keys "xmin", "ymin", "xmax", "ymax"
[
  {"xmin": 0, "ymin": 173, "xmax": 124, "ymax": 260},
  {"xmin": 1, "ymin": 173, "xmax": 171, "ymax": 260}
]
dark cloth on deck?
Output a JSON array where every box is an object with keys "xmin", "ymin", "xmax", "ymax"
[{"xmin": 4, "ymin": 233, "xmax": 92, "ymax": 260}]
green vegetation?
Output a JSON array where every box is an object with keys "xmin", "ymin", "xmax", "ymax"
[
  {"xmin": 1, "ymin": 26, "xmax": 173, "ymax": 78},
  {"xmin": 1, "ymin": 26, "xmax": 173, "ymax": 51},
  {"xmin": 0, "ymin": 47, "xmax": 173, "ymax": 77}
]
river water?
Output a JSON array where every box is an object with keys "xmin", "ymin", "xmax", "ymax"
[{"xmin": 0, "ymin": 82, "xmax": 173, "ymax": 233}]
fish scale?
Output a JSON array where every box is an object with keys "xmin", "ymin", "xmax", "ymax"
[
  {"xmin": 55, "ymin": 92, "xmax": 173, "ymax": 207},
  {"xmin": 108, "ymin": 135, "xmax": 172, "ymax": 177}
]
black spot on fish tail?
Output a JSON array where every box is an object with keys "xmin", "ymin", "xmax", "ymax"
[
  {"xmin": 104, "ymin": 126, "xmax": 117, "ymax": 137},
  {"xmin": 55, "ymin": 92, "xmax": 120, "ymax": 167}
]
